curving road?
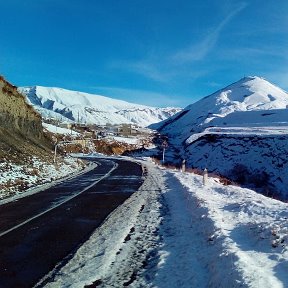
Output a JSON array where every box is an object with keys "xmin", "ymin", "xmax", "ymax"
[{"xmin": 0, "ymin": 158, "xmax": 144, "ymax": 288}]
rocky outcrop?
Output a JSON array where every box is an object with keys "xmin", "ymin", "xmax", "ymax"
[
  {"xmin": 183, "ymin": 134, "xmax": 288, "ymax": 200},
  {"xmin": 0, "ymin": 76, "xmax": 43, "ymax": 138},
  {"xmin": 0, "ymin": 76, "xmax": 51, "ymax": 163}
]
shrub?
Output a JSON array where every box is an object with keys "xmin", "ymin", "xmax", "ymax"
[
  {"xmin": 186, "ymin": 167, "xmax": 203, "ymax": 175},
  {"xmin": 230, "ymin": 164, "xmax": 249, "ymax": 184},
  {"xmin": 249, "ymin": 171, "xmax": 269, "ymax": 188},
  {"xmin": 209, "ymin": 172, "xmax": 236, "ymax": 186}
]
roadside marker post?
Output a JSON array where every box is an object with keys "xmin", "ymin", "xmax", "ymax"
[
  {"xmin": 182, "ymin": 159, "xmax": 186, "ymax": 172},
  {"xmin": 54, "ymin": 144, "xmax": 58, "ymax": 163},
  {"xmin": 203, "ymin": 168, "xmax": 208, "ymax": 186},
  {"xmin": 161, "ymin": 140, "xmax": 168, "ymax": 165}
]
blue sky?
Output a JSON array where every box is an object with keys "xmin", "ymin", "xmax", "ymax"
[{"xmin": 0, "ymin": 0, "xmax": 287, "ymax": 107}]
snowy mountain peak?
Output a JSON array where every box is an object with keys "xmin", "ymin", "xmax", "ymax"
[
  {"xmin": 19, "ymin": 86, "xmax": 181, "ymax": 127},
  {"xmin": 156, "ymin": 76, "xmax": 288, "ymax": 134},
  {"xmin": 187, "ymin": 76, "xmax": 288, "ymax": 113}
]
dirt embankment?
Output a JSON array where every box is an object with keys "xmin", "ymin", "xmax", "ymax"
[{"xmin": 0, "ymin": 76, "xmax": 52, "ymax": 163}]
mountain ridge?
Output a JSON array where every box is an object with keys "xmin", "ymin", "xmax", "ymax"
[{"xmin": 19, "ymin": 86, "xmax": 181, "ymax": 127}]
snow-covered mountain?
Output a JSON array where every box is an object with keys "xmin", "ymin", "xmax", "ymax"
[
  {"xmin": 153, "ymin": 76, "xmax": 288, "ymax": 141},
  {"xmin": 19, "ymin": 86, "xmax": 181, "ymax": 127},
  {"xmin": 152, "ymin": 76, "xmax": 288, "ymax": 198}
]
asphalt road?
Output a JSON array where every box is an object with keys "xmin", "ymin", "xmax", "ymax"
[{"xmin": 0, "ymin": 158, "xmax": 144, "ymax": 288}]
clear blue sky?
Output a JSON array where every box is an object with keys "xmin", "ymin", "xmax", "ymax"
[{"xmin": 0, "ymin": 0, "xmax": 287, "ymax": 107}]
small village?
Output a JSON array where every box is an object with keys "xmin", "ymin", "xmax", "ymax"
[{"xmin": 43, "ymin": 117, "xmax": 154, "ymax": 156}]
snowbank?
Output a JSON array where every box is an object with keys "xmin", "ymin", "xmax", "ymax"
[{"xmin": 172, "ymin": 171, "xmax": 288, "ymax": 288}]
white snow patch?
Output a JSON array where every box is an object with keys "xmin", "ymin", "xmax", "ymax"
[
  {"xmin": 112, "ymin": 136, "xmax": 140, "ymax": 145},
  {"xmin": 43, "ymin": 123, "xmax": 80, "ymax": 136}
]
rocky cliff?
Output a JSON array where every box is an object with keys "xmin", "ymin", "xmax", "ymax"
[{"xmin": 182, "ymin": 133, "xmax": 288, "ymax": 199}]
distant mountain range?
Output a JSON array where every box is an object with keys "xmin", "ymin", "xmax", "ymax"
[{"xmin": 19, "ymin": 86, "xmax": 181, "ymax": 127}]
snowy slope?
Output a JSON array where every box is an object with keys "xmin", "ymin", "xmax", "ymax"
[
  {"xmin": 19, "ymin": 86, "xmax": 181, "ymax": 127},
  {"xmin": 153, "ymin": 76, "xmax": 288, "ymax": 142}
]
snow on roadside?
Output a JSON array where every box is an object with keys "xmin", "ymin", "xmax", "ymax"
[
  {"xmin": 0, "ymin": 156, "xmax": 88, "ymax": 201},
  {"xmin": 41, "ymin": 161, "xmax": 288, "ymax": 287},
  {"xmin": 171, "ymin": 171, "xmax": 288, "ymax": 287}
]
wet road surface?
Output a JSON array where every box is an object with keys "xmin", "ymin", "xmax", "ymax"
[{"xmin": 0, "ymin": 158, "xmax": 144, "ymax": 288}]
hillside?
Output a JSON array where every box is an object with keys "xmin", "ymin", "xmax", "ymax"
[
  {"xmin": 0, "ymin": 77, "xmax": 51, "ymax": 163},
  {"xmin": 19, "ymin": 86, "xmax": 181, "ymax": 127},
  {"xmin": 152, "ymin": 76, "xmax": 288, "ymax": 199}
]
